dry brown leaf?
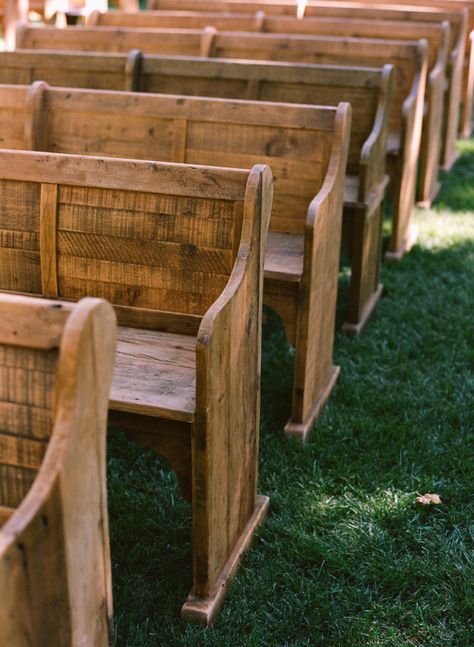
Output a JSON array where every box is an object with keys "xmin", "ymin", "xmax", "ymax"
[{"xmin": 416, "ymin": 493, "xmax": 442, "ymax": 505}]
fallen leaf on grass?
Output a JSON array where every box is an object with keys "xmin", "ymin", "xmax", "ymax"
[{"xmin": 416, "ymin": 493, "xmax": 442, "ymax": 505}]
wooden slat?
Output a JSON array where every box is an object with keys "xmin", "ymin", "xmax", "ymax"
[
  {"xmin": 0, "ymin": 432, "xmax": 47, "ymax": 470},
  {"xmin": 40, "ymin": 183, "xmax": 58, "ymax": 298},
  {"xmin": 0, "ymin": 504, "xmax": 14, "ymax": 526}
]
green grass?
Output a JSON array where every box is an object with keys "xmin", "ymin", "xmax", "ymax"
[{"xmin": 108, "ymin": 140, "xmax": 474, "ymax": 646}]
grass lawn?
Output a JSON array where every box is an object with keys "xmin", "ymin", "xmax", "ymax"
[{"xmin": 108, "ymin": 140, "xmax": 474, "ymax": 646}]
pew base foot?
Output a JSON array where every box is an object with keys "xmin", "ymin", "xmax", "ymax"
[
  {"xmin": 343, "ymin": 283, "xmax": 384, "ymax": 336},
  {"xmin": 284, "ymin": 365, "xmax": 340, "ymax": 442},
  {"xmin": 385, "ymin": 224, "xmax": 418, "ymax": 262},
  {"xmin": 441, "ymin": 149, "xmax": 460, "ymax": 172},
  {"xmin": 181, "ymin": 494, "xmax": 270, "ymax": 626},
  {"xmin": 416, "ymin": 181, "xmax": 441, "ymax": 208}
]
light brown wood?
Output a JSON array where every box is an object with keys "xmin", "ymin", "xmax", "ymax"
[
  {"xmin": 0, "ymin": 293, "xmax": 116, "ymax": 647},
  {"xmin": 322, "ymin": 0, "xmax": 474, "ymax": 138},
  {"xmin": 149, "ymin": 0, "xmax": 466, "ymax": 167},
  {"xmin": 0, "ymin": 81, "xmax": 352, "ymax": 431},
  {"xmin": 39, "ymin": 183, "xmax": 58, "ymax": 297},
  {"xmin": 11, "ymin": 25, "xmax": 425, "ymax": 258},
  {"xmin": 0, "ymin": 148, "xmax": 273, "ymax": 624},
  {"xmin": 86, "ymin": 8, "xmax": 445, "ymax": 204}
]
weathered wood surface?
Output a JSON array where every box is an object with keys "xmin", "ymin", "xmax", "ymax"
[
  {"xmin": 0, "ymin": 54, "xmax": 391, "ymax": 330},
  {"xmin": 0, "ymin": 81, "xmax": 352, "ymax": 435},
  {"xmin": 14, "ymin": 26, "xmax": 426, "ymax": 259},
  {"xmin": 320, "ymin": 0, "xmax": 474, "ymax": 138},
  {"xmin": 150, "ymin": 0, "xmax": 466, "ymax": 169},
  {"xmin": 84, "ymin": 9, "xmax": 446, "ymax": 205},
  {"xmin": 298, "ymin": 3, "xmax": 467, "ymax": 171},
  {"xmin": 0, "ymin": 293, "xmax": 116, "ymax": 647},
  {"xmin": 0, "ymin": 148, "xmax": 272, "ymax": 624}
]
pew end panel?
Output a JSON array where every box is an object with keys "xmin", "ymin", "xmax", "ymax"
[
  {"xmin": 0, "ymin": 294, "xmax": 116, "ymax": 647},
  {"xmin": 282, "ymin": 102, "xmax": 351, "ymax": 439},
  {"xmin": 342, "ymin": 63, "xmax": 392, "ymax": 335},
  {"xmin": 417, "ymin": 21, "xmax": 450, "ymax": 207},
  {"xmin": 385, "ymin": 40, "xmax": 428, "ymax": 261},
  {"xmin": 184, "ymin": 164, "xmax": 272, "ymax": 624}
]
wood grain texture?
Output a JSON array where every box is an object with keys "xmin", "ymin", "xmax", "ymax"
[
  {"xmin": 144, "ymin": 0, "xmax": 467, "ymax": 160},
  {"xmin": 319, "ymin": 0, "xmax": 474, "ymax": 138},
  {"xmin": 0, "ymin": 149, "xmax": 273, "ymax": 623},
  {"xmin": 14, "ymin": 24, "xmax": 425, "ymax": 260},
  {"xmin": 0, "ymin": 294, "xmax": 116, "ymax": 647},
  {"xmin": 0, "ymin": 47, "xmax": 391, "ymax": 316},
  {"xmin": 0, "ymin": 82, "xmax": 354, "ymax": 428}
]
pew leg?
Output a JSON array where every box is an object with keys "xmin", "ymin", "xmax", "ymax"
[
  {"xmin": 440, "ymin": 65, "xmax": 462, "ymax": 171},
  {"xmin": 385, "ymin": 153, "xmax": 418, "ymax": 261},
  {"xmin": 416, "ymin": 83, "xmax": 443, "ymax": 208},
  {"xmin": 181, "ymin": 494, "xmax": 269, "ymax": 625},
  {"xmin": 108, "ymin": 411, "xmax": 192, "ymax": 501},
  {"xmin": 342, "ymin": 205, "xmax": 384, "ymax": 336},
  {"xmin": 284, "ymin": 366, "xmax": 340, "ymax": 442},
  {"xmin": 263, "ymin": 279, "xmax": 340, "ymax": 442}
]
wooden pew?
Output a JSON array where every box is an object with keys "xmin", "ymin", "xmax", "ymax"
[
  {"xmin": 300, "ymin": 3, "xmax": 467, "ymax": 171},
  {"xmin": 0, "ymin": 294, "xmax": 116, "ymax": 647},
  {"xmin": 0, "ymin": 82, "xmax": 351, "ymax": 437},
  {"xmin": 86, "ymin": 10, "xmax": 447, "ymax": 206},
  {"xmin": 0, "ymin": 148, "xmax": 272, "ymax": 624},
  {"xmin": 323, "ymin": 0, "xmax": 474, "ymax": 138},
  {"xmin": 15, "ymin": 26, "xmax": 426, "ymax": 260},
  {"xmin": 150, "ymin": 0, "xmax": 466, "ymax": 170},
  {"xmin": 0, "ymin": 51, "xmax": 391, "ymax": 334}
]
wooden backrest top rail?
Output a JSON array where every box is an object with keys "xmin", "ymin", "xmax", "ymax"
[
  {"xmin": 151, "ymin": 0, "xmax": 466, "ymax": 20},
  {"xmin": 15, "ymin": 24, "xmax": 428, "ymax": 60},
  {"xmin": 0, "ymin": 148, "xmax": 261, "ymax": 322},
  {"xmin": 0, "ymin": 294, "xmax": 115, "ymax": 646},
  {"xmin": 0, "ymin": 48, "xmax": 387, "ymax": 90},
  {"xmin": 148, "ymin": 0, "xmax": 468, "ymax": 42},
  {"xmin": 86, "ymin": 11, "xmax": 447, "ymax": 68},
  {"xmin": 0, "ymin": 83, "xmax": 342, "ymax": 234}
]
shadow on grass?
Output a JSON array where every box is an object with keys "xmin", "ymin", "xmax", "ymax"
[
  {"xmin": 108, "ymin": 195, "xmax": 474, "ymax": 645},
  {"xmin": 434, "ymin": 140, "xmax": 474, "ymax": 213}
]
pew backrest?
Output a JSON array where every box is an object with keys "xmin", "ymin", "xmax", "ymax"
[
  {"xmin": 0, "ymin": 83, "xmax": 347, "ymax": 236},
  {"xmin": 0, "ymin": 148, "xmax": 264, "ymax": 322}
]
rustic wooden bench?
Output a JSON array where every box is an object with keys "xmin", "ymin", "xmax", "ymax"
[
  {"xmin": 15, "ymin": 25, "xmax": 426, "ymax": 260},
  {"xmin": 0, "ymin": 81, "xmax": 351, "ymax": 437},
  {"xmin": 320, "ymin": 0, "xmax": 474, "ymax": 139},
  {"xmin": 0, "ymin": 294, "xmax": 116, "ymax": 646},
  {"xmin": 295, "ymin": 1, "xmax": 468, "ymax": 172},
  {"xmin": 0, "ymin": 148, "xmax": 272, "ymax": 624},
  {"xmin": 86, "ymin": 9, "xmax": 446, "ymax": 206},
  {"xmin": 0, "ymin": 51, "xmax": 391, "ymax": 331},
  {"xmin": 150, "ymin": 0, "xmax": 466, "ymax": 170}
]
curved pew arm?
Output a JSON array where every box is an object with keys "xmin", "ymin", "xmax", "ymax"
[
  {"xmin": 359, "ymin": 63, "xmax": 393, "ymax": 202},
  {"xmin": 429, "ymin": 21, "xmax": 450, "ymax": 91},
  {"xmin": 402, "ymin": 38, "xmax": 428, "ymax": 131}
]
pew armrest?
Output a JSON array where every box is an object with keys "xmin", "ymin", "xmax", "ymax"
[{"xmin": 359, "ymin": 64, "xmax": 393, "ymax": 202}]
